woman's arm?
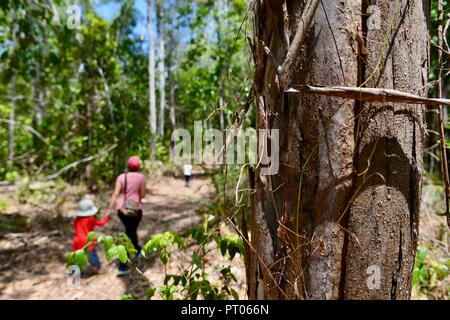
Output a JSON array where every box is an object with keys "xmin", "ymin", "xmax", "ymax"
[
  {"xmin": 140, "ymin": 175, "xmax": 146, "ymax": 199},
  {"xmin": 107, "ymin": 179, "xmax": 122, "ymax": 214}
]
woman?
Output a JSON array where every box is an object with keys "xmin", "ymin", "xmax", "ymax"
[{"xmin": 107, "ymin": 155, "xmax": 146, "ymax": 276}]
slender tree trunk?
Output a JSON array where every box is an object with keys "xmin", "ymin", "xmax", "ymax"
[
  {"xmin": 249, "ymin": 0, "xmax": 428, "ymax": 300},
  {"xmin": 168, "ymin": 67, "xmax": 176, "ymax": 132},
  {"xmin": 9, "ymin": 73, "xmax": 16, "ymax": 169},
  {"xmin": 214, "ymin": 4, "xmax": 225, "ymax": 131},
  {"xmin": 8, "ymin": 7, "xmax": 18, "ymax": 169},
  {"xmin": 157, "ymin": 0, "xmax": 166, "ymax": 138},
  {"xmin": 148, "ymin": 0, "xmax": 157, "ymax": 160},
  {"xmin": 344, "ymin": 0, "xmax": 428, "ymax": 299}
]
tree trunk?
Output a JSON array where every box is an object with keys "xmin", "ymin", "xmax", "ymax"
[
  {"xmin": 168, "ymin": 66, "xmax": 176, "ymax": 132},
  {"xmin": 214, "ymin": 4, "xmax": 226, "ymax": 131},
  {"xmin": 157, "ymin": 0, "xmax": 166, "ymax": 138},
  {"xmin": 8, "ymin": 7, "xmax": 18, "ymax": 169},
  {"xmin": 249, "ymin": 0, "xmax": 428, "ymax": 300},
  {"xmin": 148, "ymin": 0, "xmax": 157, "ymax": 160}
]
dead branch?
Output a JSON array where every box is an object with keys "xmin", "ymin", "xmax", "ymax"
[
  {"xmin": 0, "ymin": 119, "xmax": 49, "ymax": 145},
  {"xmin": 287, "ymin": 85, "xmax": 450, "ymax": 106},
  {"xmin": 45, "ymin": 144, "xmax": 117, "ymax": 180},
  {"xmin": 278, "ymin": 0, "xmax": 321, "ymax": 90}
]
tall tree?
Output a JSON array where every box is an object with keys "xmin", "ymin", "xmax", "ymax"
[
  {"xmin": 249, "ymin": 0, "xmax": 428, "ymax": 300},
  {"xmin": 214, "ymin": 2, "xmax": 225, "ymax": 131},
  {"xmin": 8, "ymin": 5, "xmax": 18, "ymax": 169},
  {"xmin": 167, "ymin": 29, "xmax": 177, "ymax": 133},
  {"xmin": 148, "ymin": 0, "xmax": 157, "ymax": 159},
  {"xmin": 157, "ymin": 0, "xmax": 166, "ymax": 137}
]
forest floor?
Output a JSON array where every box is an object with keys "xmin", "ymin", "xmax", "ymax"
[
  {"xmin": 0, "ymin": 173, "xmax": 448, "ymax": 299},
  {"xmin": 0, "ymin": 174, "xmax": 247, "ymax": 300}
]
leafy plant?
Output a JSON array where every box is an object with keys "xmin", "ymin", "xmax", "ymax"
[
  {"xmin": 66, "ymin": 232, "xmax": 137, "ymax": 268},
  {"xmin": 142, "ymin": 231, "xmax": 185, "ymax": 264},
  {"xmin": 412, "ymin": 245, "xmax": 450, "ymax": 298},
  {"xmin": 0, "ymin": 197, "xmax": 11, "ymax": 213}
]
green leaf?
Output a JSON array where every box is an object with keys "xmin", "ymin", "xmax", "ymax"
[
  {"xmin": 416, "ymin": 246, "xmax": 427, "ymax": 265},
  {"xmin": 120, "ymin": 233, "xmax": 137, "ymax": 255},
  {"xmin": 106, "ymin": 245, "xmax": 118, "ymax": 262},
  {"xmin": 121, "ymin": 294, "xmax": 134, "ymax": 300},
  {"xmin": 146, "ymin": 288, "xmax": 156, "ymax": 300},
  {"xmin": 228, "ymin": 244, "xmax": 238, "ymax": 260},
  {"xmin": 87, "ymin": 231, "xmax": 97, "ymax": 244},
  {"xmin": 67, "ymin": 249, "xmax": 88, "ymax": 269},
  {"xmin": 117, "ymin": 245, "xmax": 128, "ymax": 264},
  {"xmin": 230, "ymin": 288, "xmax": 239, "ymax": 300},
  {"xmin": 102, "ymin": 235, "xmax": 114, "ymax": 252},
  {"xmin": 220, "ymin": 239, "xmax": 227, "ymax": 257},
  {"xmin": 192, "ymin": 252, "xmax": 202, "ymax": 268},
  {"xmin": 189, "ymin": 281, "xmax": 200, "ymax": 300}
]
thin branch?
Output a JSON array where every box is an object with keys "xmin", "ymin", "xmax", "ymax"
[
  {"xmin": 437, "ymin": 0, "xmax": 450, "ymax": 227},
  {"xmin": 278, "ymin": 0, "xmax": 321, "ymax": 90},
  {"xmin": 45, "ymin": 144, "xmax": 117, "ymax": 180},
  {"xmin": 443, "ymin": 13, "xmax": 450, "ymax": 53},
  {"xmin": 287, "ymin": 85, "xmax": 450, "ymax": 106},
  {"xmin": 0, "ymin": 119, "xmax": 49, "ymax": 145}
]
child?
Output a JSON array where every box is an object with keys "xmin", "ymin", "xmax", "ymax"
[
  {"xmin": 72, "ymin": 198, "xmax": 110, "ymax": 273},
  {"xmin": 183, "ymin": 164, "xmax": 193, "ymax": 187}
]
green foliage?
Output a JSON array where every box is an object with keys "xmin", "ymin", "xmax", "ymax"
[
  {"xmin": 66, "ymin": 249, "xmax": 88, "ymax": 269},
  {"xmin": 66, "ymin": 232, "xmax": 137, "ymax": 269},
  {"xmin": 96, "ymin": 232, "xmax": 137, "ymax": 264},
  {"xmin": 5, "ymin": 171, "xmax": 19, "ymax": 183},
  {"xmin": 0, "ymin": 197, "xmax": 11, "ymax": 212},
  {"xmin": 142, "ymin": 231, "xmax": 185, "ymax": 264},
  {"xmin": 121, "ymin": 294, "xmax": 135, "ymax": 300},
  {"xmin": 412, "ymin": 245, "xmax": 450, "ymax": 298},
  {"xmin": 215, "ymin": 234, "xmax": 244, "ymax": 260},
  {"xmin": 0, "ymin": 0, "xmax": 251, "ymax": 182}
]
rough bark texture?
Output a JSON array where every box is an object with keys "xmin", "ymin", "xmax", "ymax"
[
  {"xmin": 344, "ymin": 0, "xmax": 428, "ymax": 300},
  {"xmin": 250, "ymin": 0, "xmax": 428, "ymax": 300}
]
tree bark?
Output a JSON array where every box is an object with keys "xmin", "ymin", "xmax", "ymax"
[
  {"xmin": 157, "ymin": 0, "xmax": 166, "ymax": 138},
  {"xmin": 148, "ymin": 0, "xmax": 157, "ymax": 160},
  {"xmin": 250, "ymin": 0, "xmax": 428, "ymax": 300}
]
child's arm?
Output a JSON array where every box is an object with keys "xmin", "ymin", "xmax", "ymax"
[{"xmin": 93, "ymin": 215, "xmax": 110, "ymax": 227}]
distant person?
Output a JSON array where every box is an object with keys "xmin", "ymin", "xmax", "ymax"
[
  {"xmin": 183, "ymin": 164, "xmax": 193, "ymax": 187},
  {"xmin": 72, "ymin": 198, "xmax": 110, "ymax": 273},
  {"xmin": 107, "ymin": 156, "xmax": 146, "ymax": 276}
]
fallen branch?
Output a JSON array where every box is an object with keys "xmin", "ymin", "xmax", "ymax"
[
  {"xmin": 287, "ymin": 85, "xmax": 450, "ymax": 106},
  {"xmin": 46, "ymin": 144, "xmax": 117, "ymax": 180}
]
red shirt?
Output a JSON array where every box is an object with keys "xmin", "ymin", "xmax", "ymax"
[{"xmin": 72, "ymin": 216, "xmax": 110, "ymax": 252}]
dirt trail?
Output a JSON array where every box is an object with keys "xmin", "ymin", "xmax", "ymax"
[{"xmin": 0, "ymin": 175, "xmax": 246, "ymax": 300}]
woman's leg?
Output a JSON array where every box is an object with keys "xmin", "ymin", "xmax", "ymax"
[
  {"xmin": 118, "ymin": 210, "xmax": 142, "ymax": 250},
  {"xmin": 117, "ymin": 210, "xmax": 143, "ymax": 272}
]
